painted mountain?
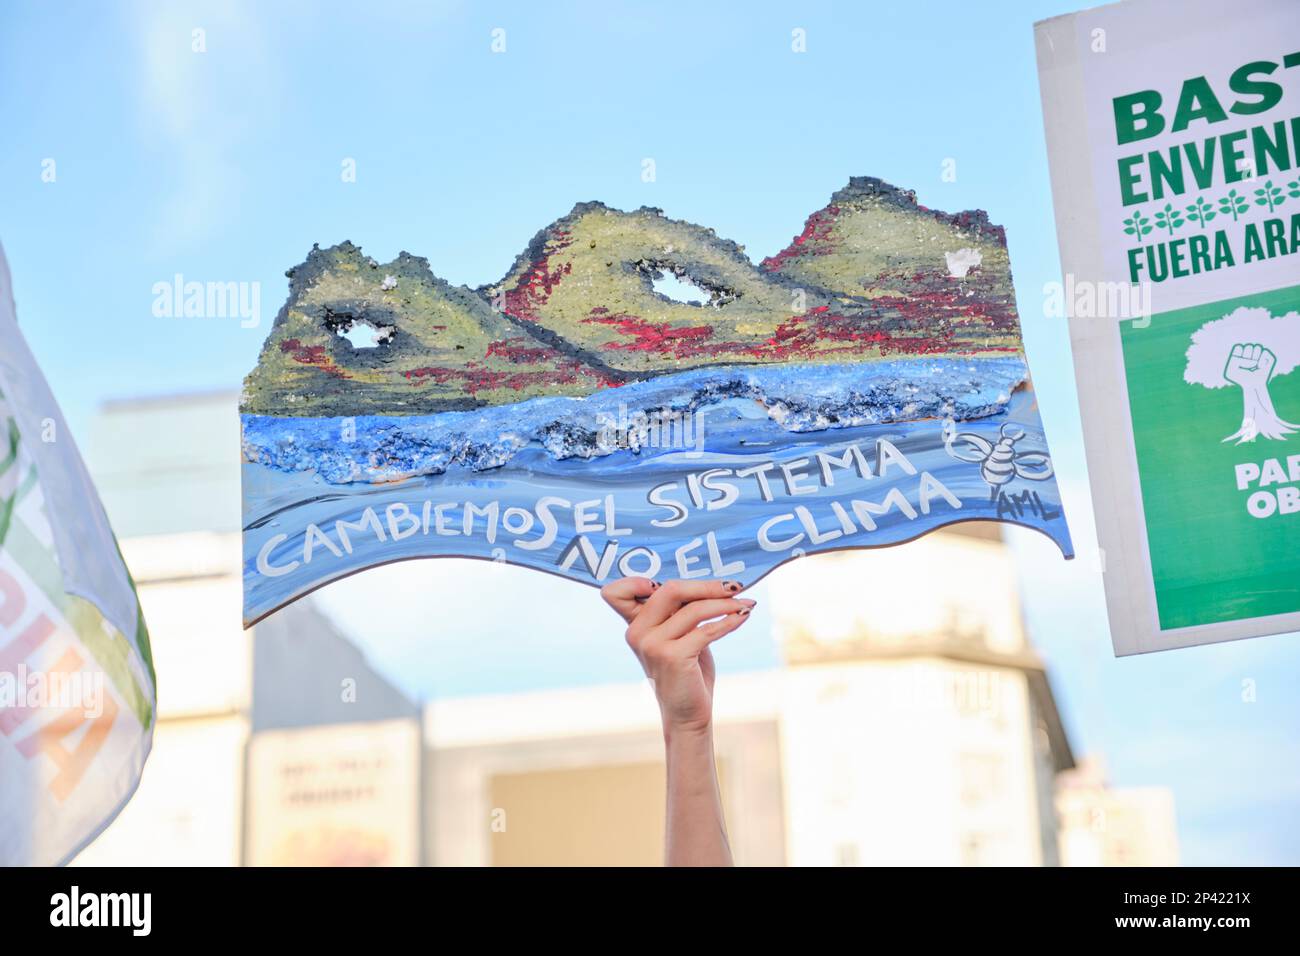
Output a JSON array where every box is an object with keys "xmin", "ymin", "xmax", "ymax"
[{"xmin": 240, "ymin": 177, "xmax": 1072, "ymax": 626}]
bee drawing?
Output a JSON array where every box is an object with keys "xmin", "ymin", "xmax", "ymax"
[{"xmin": 944, "ymin": 422, "xmax": 1054, "ymax": 499}]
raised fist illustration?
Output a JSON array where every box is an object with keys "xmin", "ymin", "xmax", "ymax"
[{"xmin": 1224, "ymin": 342, "xmax": 1277, "ymax": 389}]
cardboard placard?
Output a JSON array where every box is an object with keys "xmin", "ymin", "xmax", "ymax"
[
  {"xmin": 1036, "ymin": 0, "xmax": 1300, "ymax": 654},
  {"xmin": 240, "ymin": 178, "xmax": 1072, "ymax": 626}
]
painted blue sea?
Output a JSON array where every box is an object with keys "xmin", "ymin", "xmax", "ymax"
[{"xmin": 240, "ymin": 358, "xmax": 1073, "ymax": 625}]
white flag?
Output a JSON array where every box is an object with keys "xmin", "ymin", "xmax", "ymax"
[{"xmin": 0, "ymin": 242, "xmax": 155, "ymax": 865}]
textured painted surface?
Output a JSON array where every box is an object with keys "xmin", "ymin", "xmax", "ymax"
[
  {"xmin": 240, "ymin": 177, "xmax": 1071, "ymax": 626},
  {"xmin": 241, "ymin": 178, "xmax": 1022, "ymax": 417},
  {"xmin": 243, "ymin": 356, "xmax": 1028, "ymax": 481},
  {"xmin": 241, "ymin": 244, "xmax": 616, "ymax": 417},
  {"xmin": 242, "ymin": 389, "xmax": 1071, "ymax": 626}
]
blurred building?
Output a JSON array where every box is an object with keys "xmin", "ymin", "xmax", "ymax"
[
  {"xmin": 429, "ymin": 525, "xmax": 1078, "ymax": 866},
  {"xmin": 1056, "ymin": 757, "xmax": 1180, "ymax": 866},
  {"xmin": 74, "ymin": 391, "xmax": 1176, "ymax": 867},
  {"xmin": 773, "ymin": 528, "xmax": 1073, "ymax": 866},
  {"xmin": 74, "ymin": 392, "xmax": 420, "ymax": 866},
  {"xmin": 425, "ymin": 672, "xmax": 785, "ymax": 865}
]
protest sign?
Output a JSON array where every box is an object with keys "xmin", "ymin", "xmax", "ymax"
[
  {"xmin": 1036, "ymin": 0, "xmax": 1300, "ymax": 653},
  {"xmin": 240, "ymin": 177, "xmax": 1073, "ymax": 626}
]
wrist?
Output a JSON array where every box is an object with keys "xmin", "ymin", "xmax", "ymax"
[{"xmin": 663, "ymin": 718, "xmax": 713, "ymax": 744}]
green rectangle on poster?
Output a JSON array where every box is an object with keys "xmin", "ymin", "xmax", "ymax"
[{"xmin": 1121, "ymin": 284, "xmax": 1300, "ymax": 630}]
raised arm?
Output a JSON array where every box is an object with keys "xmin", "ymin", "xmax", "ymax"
[{"xmin": 601, "ymin": 578, "xmax": 755, "ymax": 866}]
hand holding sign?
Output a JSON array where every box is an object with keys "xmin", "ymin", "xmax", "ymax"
[{"xmin": 602, "ymin": 577, "xmax": 754, "ymax": 735}]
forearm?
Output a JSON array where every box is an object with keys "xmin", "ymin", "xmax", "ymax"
[{"xmin": 663, "ymin": 724, "xmax": 733, "ymax": 867}]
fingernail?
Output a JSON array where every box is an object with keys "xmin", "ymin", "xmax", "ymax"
[
  {"xmin": 739, "ymin": 598, "xmax": 757, "ymax": 607},
  {"xmin": 651, "ymin": 580, "xmax": 661, "ymax": 589},
  {"xmin": 738, "ymin": 607, "xmax": 751, "ymax": 616},
  {"xmin": 723, "ymin": 580, "xmax": 741, "ymax": 592}
]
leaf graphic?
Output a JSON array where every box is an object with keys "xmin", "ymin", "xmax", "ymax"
[
  {"xmin": 1255, "ymin": 181, "xmax": 1285, "ymax": 213},
  {"xmin": 1218, "ymin": 189, "xmax": 1249, "ymax": 220},
  {"xmin": 1153, "ymin": 202, "xmax": 1184, "ymax": 234},
  {"xmin": 1122, "ymin": 211, "xmax": 1153, "ymax": 237}
]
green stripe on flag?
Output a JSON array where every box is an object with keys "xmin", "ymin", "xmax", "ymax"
[
  {"xmin": 0, "ymin": 419, "xmax": 20, "ymax": 546},
  {"xmin": 67, "ymin": 598, "xmax": 154, "ymax": 730},
  {"xmin": 4, "ymin": 513, "xmax": 153, "ymax": 729},
  {"xmin": 0, "ymin": 465, "xmax": 36, "ymax": 548},
  {"xmin": 0, "ymin": 417, "xmax": 19, "ymax": 476},
  {"xmin": 2, "ymin": 508, "xmax": 61, "ymax": 598},
  {"xmin": 0, "ymin": 493, "xmax": 13, "ymax": 549}
]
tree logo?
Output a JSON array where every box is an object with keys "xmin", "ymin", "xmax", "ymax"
[{"xmin": 1184, "ymin": 307, "xmax": 1300, "ymax": 444}]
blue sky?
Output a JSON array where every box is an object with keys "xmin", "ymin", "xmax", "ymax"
[{"xmin": 2, "ymin": 0, "xmax": 1297, "ymax": 865}]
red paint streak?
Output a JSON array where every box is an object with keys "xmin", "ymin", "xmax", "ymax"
[
  {"xmin": 951, "ymin": 210, "xmax": 1006, "ymax": 244},
  {"xmin": 867, "ymin": 287, "xmax": 1016, "ymax": 331},
  {"xmin": 404, "ymin": 354, "xmax": 621, "ymax": 396},
  {"xmin": 755, "ymin": 311, "xmax": 960, "ymax": 358},
  {"xmin": 402, "ymin": 366, "xmax": 458, "ymax": 385},
  {"xmin": 852, "ymin": 266, "xmax": 1019, "ymax": 333},
  {"xmin": 279, "ymin": 338, "xmax": 350, "ymax": 379},
  {"xmin": 574, "ymin": 302, "xmax": 1007, "ymax": 362},
  {"xmin": 583, "ymin": 313, "xmax": 715, "ymax": 357},
  {"xmin": 502, "ymin": 232, "xmax": 575, "ymax": 321},
  {"xmin": 761, "ymin": 204, "xmax": 840, "ymax": 272},
  {"xmin": 486, "ymin": 337, "xmax": 558, "ymax": 364},
  {"xmin": 280, "ymin": 338, "xmax": 325, "ymax": 364}
]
